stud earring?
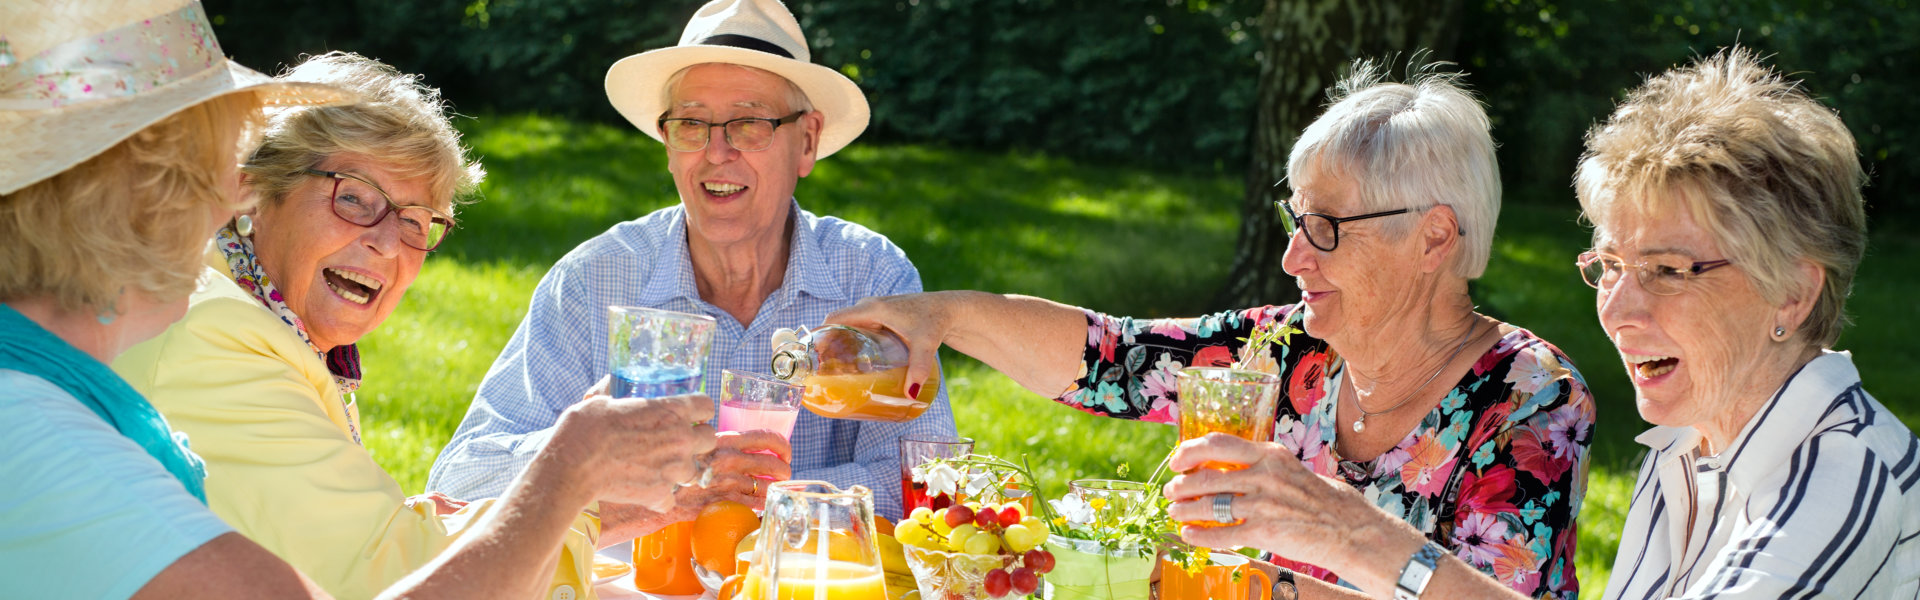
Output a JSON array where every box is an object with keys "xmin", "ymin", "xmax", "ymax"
[
  {"xmin": 1772, "ymin": 325, "xmax": 1788, "ymax": 340},
  {"xmin": 235, "ymin": 214, "xmax": 254, "ymax": 237}
]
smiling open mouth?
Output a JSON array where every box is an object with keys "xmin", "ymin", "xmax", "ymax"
[
  {"xmin": 1623, "ymin": 353, "xmax": 1678, "ymax": 379},
  {"xmin": 703, "ymin": 182, "xmax": 745, "ymax": 198},
  {"xmin": 323, "ymin": 268, "xmax": 382, "ymax": 305}
]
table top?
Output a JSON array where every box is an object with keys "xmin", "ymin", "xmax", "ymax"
[{"xmin": 593, "ymin": 541, "xmax": 714, "ymax": 600}]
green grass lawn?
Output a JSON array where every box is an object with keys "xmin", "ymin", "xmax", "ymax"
[{"xmin": 353, "ymin": 113, "xmax": 1917, "ymax": 593}]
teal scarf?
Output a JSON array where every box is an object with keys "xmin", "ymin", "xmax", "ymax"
[{"xmin": 0, "ymin": 304, "xmax": 208, "ymax": 503}]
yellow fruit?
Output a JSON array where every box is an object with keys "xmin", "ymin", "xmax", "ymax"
[
  {"xmin": 963, "ymin": 531, "xmax": 1001, "ymax": 555},
  {"xmin": 1020, "ymin": 516, "xmax": 1045, "ymax": 531},
  {"xmin": 946, "ymin": 524, "xmax": 979, "ymax": 550},
  {"xmin": 930, "ymin": 511, "xmax": 956, "ymax": 537},
  {"xmin": 1002, "ymin": 523, "xmax": 1039, "ymax": 553},
  {"xmin": 885, "ymin": 571, "xmax": 920, "ymax": 600},
  {"xmin": 910, "ymin": 507, "xmax": 935, "ymax": 524},
  {"xmin": 877, "ymin": 534, "xmax": 912, "ymax": 575},
  {"xmin": 895, "ymin": 520, "xmax": 934, "ymax": 549}
]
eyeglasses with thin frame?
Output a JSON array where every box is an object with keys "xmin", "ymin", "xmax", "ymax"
[
  {"xmin": 302, "ymin": 169, "xmax": 455, "ymax": 251},
  {"xmin": 1274, "ymin": 200, "xmax": 1441, "ymax": 252},
  {"xmin": 1575, "ymin": 250, "xmax": 1732, "ymax": 296},
  {"xmin": 656, "ymin": 111, "xmax": 805, "ymax": 153}
]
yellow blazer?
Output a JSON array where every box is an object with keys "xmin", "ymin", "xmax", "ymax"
[{"xmin": 115, "ymin": 251, "xmax": 598, "ymax": 599}]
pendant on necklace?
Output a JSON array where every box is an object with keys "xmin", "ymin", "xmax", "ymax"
[{"xmin": 1352, "ymin": 417, "xmax": 1366, "ymax": 433}]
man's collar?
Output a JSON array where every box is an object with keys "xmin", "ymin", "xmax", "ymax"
[{"xmin": 636, "ymin": 200, "xmax": 848, "ymax": 307}]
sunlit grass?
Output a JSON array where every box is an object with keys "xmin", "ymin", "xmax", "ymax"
[{"xmin": 351, "ymin": 113, "xmax": 1914, "ymax": 594}]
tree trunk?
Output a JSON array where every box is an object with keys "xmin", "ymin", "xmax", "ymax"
[{"xmin": 1219, "ymin": 0, "xmax": 1465, "ymax": 307}]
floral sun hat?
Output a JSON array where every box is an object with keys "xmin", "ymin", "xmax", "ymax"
[{"xmin": 0, "ymin": 0, "xmax": 354, "ymax": 195}]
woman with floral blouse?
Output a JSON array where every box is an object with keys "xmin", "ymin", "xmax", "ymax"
[{"xmin": 830, "ymin": 61, "xmax": 1594, "ymax": 600}]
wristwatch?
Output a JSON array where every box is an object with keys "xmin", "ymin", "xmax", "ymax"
[
  {"xmin": 1393, "ymin": 541, "xmax": 1445, "ymax": 600},
  {"xmin": 1270, "ymin": 567, "xmax": 1298, "ymax": 600}
]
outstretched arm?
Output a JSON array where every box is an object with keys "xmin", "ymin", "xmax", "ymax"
[{"xmin": 827, "ymin": 291, "xmax": 1088, "ymax": 397}]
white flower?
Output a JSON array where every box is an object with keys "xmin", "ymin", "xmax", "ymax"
[
  {"xmin": 963, "ymin": 470, "xmax": 995, "ymax": 497},
  {"xmin": 1050, "ymin": 493, "xmax": 1095, "ymax": 526},
  {"xmin": 912, "ymin": 462, "xmax": 963, "ymax": 498}
]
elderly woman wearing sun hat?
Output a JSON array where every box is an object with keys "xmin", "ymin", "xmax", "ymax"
[
  {"xmin": 1, "ymin": 2, "xmax": 718, "ymax": 598},
  {"xmin": 1156, "ymin": 48, "xmax": 1918, "ymax": 600},
  {"xmin": 106, "ymin": 50, "xmax": 603, "ymax": 599}
]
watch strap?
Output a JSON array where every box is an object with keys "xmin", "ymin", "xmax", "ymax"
[{"xmin": 1392, "ymin": 541, "xmax": 1445, "ymax": 600}]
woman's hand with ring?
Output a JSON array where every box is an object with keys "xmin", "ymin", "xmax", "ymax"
[{"xmin": 1164, "ymin": 433, "xmax": 1422, "ymax": 579}]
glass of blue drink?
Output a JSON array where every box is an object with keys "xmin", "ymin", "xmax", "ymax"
[{"xmin": 607, "ymin": 306, "xmax": 717, "ymax": 399}]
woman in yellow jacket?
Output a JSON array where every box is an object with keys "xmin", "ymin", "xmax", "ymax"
[{"xmin": 112, "ymin": 52, "xmax": 598, "ymax": 599}]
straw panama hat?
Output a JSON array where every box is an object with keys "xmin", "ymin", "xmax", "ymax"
[
  {"xmin": 605, "ymin": 0, "xmax": 870, "ymax": 159},
  {"xmin": 0, "ymin": 0, "xmax": 353, "ymax": 195}
]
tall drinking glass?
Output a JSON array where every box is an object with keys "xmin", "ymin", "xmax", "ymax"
[
  {"xmin": 607, "ymin": 306, "xmax": 716, "ymax": 399},
  {"xmin": 899, "ymin": 435, "xmax": 974, "ymax": 515},
  {"xmin": 1068, "ymin": 479, "xmax": 1150, "ymax": 526},
  {"xmin": 718, "ymin": 369, "xmax": 804, "ymax": 441},
  {"xmin": 609, "ymin": 306, "xmax": 715, "ymax": 595},
  {"xmin": 1176, "ymin": 367, "xmax": 1279, "ymax": 528}
]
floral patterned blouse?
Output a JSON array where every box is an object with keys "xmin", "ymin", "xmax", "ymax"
[{"xmin": 1060, "ymin": 304, "xmax": 1595, "ymax": 599}]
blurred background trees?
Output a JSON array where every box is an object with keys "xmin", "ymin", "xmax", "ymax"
[{"xmin": 206, "ymin": 0, "xmax": 1916, "ymax": 303}]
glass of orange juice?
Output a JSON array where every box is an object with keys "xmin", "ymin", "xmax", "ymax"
[
  {"xmin": 632, "ymin": 520, "xmax": 705, "ymax": 595},
  {"xmin": 1176, "ymin": 367, "xmax": 1279, "ymax": 527}
]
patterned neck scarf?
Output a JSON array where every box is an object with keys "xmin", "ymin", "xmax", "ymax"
[{"xmin": 214, "ymin": 225, "xmax": 363, "ymax": 444}]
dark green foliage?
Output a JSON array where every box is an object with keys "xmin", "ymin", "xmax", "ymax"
[{"xmin": 205, "ymin": 0, "xmax": 1915, "ymax": 209}]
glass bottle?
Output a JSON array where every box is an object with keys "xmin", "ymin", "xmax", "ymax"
[{"xmin": 770, "ymin": 325, "xmax": 939, "ymax": 423}]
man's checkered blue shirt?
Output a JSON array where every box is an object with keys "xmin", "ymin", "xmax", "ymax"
[{"xmin": 426, "ymin": 202, "xmax": 956, "ymax": 519}]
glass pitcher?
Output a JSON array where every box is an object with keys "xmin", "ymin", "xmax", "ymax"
[
  {"xmin": 770, "ymin": 325, "xmax": 940, "ymax": 422},
  {"xmin": 738, "ymin": 481, "xmax": 890, "ymax": 600}
]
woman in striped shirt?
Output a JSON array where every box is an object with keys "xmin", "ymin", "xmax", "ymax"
[{"xmin": 1163, "ymin": 47, "xmax": 1917, "ymax": 599}]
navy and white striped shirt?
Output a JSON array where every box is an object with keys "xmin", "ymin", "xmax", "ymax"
[
  {"xmin": 425, "ymin": 202, "xmax": 956, "ymax": 519},
  {"xmin": 1604, "ymin": 350, "xmax": 1919, "ymax": 599}
]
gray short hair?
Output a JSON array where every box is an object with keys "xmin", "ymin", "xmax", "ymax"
[
  {"xmin": 1286, "ymin": 60, "xmax": 1501, "ymax": 279},
  {"xmin": 1575, "ymin": 48, "xmax": 1866, "ymax": 348},
  {"xmin": 242, "ymin": 52, "xmax": 483, "ymax": 214},
  {"xmin": 659, "ymin": 63, "xmax": 814, "ymax": 121}
]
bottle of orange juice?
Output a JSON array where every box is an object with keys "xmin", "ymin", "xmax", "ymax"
[{"xmin": 770, "ymin": 325, "xmax": 939, "ymax": 422}]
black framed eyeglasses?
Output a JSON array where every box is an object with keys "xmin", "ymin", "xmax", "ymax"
[
  {"xmin": 1273, "ymin": 200, "xmax": 1416, "ymax": 252},
  {"xmin": 1576, "ymin": 250, "xmax": 1732, "ymax": 296},
  {"xmin": 302, "ymin": 169, "xmax": 455, "ymax": 251},
  {"xmin": 656, "ymin": 111, "xmax": 805, "ymax": 152}
]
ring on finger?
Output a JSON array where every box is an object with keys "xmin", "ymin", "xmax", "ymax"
[{"xmin": 1212, "ymin": 493, "xmax": 1236, "ymax": 524}]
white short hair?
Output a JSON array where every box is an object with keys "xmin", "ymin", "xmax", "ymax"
[
  {"xmin": 1286, "ymin": 60, "xmax": 1501, "ymax": 279},
  {"xmin": 659, "ymin": 63, "xmax": 814, "ymax": 118}
]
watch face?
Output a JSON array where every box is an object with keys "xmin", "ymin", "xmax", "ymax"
[{"xmin": 1273, "ymin": 579, "xmax": 1299, "ymax": 600}]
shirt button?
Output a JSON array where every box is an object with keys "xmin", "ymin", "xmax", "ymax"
[{"xmin": 550, "ymin": 584, "xmax": 577, "ymax": 600}]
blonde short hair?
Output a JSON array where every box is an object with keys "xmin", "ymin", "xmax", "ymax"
[
  {"xmin": 0, "ymin": 93, "xmax": 264, "ymax": 315},
  {"xmin": 1575, "ymin": 48, "xmax": 1866, "ymax": 348},
  {"xmin": 1287, "ymin": 60, "xmax": 1502, "ymax": 279},
  {"xmin": 242, "ymin": 52, "xmax": 483, "ymax": 214}
]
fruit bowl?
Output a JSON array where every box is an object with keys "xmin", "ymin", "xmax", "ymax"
[{"xmin": 902, "ymin": 545, "xmax": 1024, "ymax": 600}]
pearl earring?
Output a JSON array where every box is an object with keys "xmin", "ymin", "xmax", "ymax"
[{"xmin": 235, "ymin": 214, "xmax": 254, "ymax": 237}]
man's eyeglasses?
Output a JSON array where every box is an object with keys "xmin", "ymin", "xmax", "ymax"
[
  {"xmin": 302, "ymin": 169, "xmax": 455, "ymax": 251},
  {"xmin": 656, "ymin": 111, "xmax": 805, "ymax": 153},
  {"xmin": 1275, "ymin": 201, "xmax": 1438, "ymax": 252},
  {"xmin": 1575, "ymin": 250, "xmax": 1732, "ymax": 296}
]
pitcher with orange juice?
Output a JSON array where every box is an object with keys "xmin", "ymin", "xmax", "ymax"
[
  {"xmin": 771, "ymin": 325, "xmax": 939, "ymax": 422},
  {"xmin": 736, "ymin": 481, "xmax": 890, "ymax": 600}
]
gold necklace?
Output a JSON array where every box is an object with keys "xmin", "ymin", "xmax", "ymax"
[{"xmin": 1350, "ymin": 319, "xmax": 1481, "ymax": 433}]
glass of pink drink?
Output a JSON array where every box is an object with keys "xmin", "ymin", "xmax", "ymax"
[{"xmin": 718, "ymin": 369, "xmax": 804, "ymax": 441}]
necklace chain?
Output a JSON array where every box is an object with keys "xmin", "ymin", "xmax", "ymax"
[{"xmin": 1350, "ymin": 317, "xmax": 1482, "ymax": 433}]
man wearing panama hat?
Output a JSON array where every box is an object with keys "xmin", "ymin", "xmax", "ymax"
[
  {"xmin": 3, "ymin": 2, "xmax": 723, "ymax": 597},
  {"xmin": 430, "ymin": 0, "xmax": 957, "ymax": 535}
]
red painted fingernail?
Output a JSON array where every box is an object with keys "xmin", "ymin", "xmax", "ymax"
[{"xmin": 908, "ymin": 383, "xmax": 922, "ymax": 399}]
